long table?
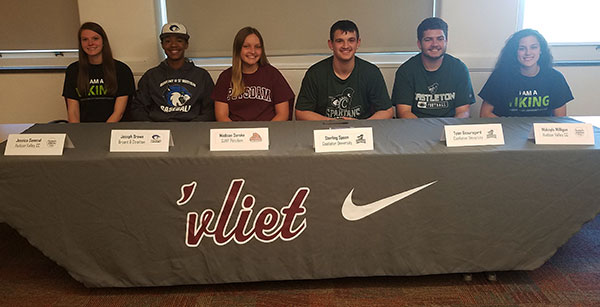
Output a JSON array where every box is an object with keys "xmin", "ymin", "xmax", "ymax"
[{"xmin": 1, "ymin": 117, "xmax": 600, "ymax": 287}]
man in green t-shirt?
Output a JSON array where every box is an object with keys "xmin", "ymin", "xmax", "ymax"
[
  {"xmin": 392, "ymin": 17, "xmax": 475, "ymax": 118},
  {"xmin": 295, "ymin": 20, "xmax": 393, "ymax": 120}
]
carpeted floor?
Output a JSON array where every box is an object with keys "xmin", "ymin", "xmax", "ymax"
[{"xmin": 1, "ymin": 216, "xmax": 600, "ymax": 307}]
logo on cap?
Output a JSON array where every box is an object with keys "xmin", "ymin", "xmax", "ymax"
[{"xmin": 169, "ymin": 25, "xmax": 180, "ymax": 32}]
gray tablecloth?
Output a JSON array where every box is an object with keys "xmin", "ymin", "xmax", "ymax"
[{"xmin": 1, "ymin": 117, "xmax": 599, "ymax": 287}]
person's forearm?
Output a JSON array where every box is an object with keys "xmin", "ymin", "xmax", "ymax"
[
  {"xmin": 295, "ymin": 110, "xmax": 334, "ymax": 121},
  {"xmin": 271, "ymin": 113, "xmax": 288, "ymax": 121},
  {"xmin": 215, "ymin": 114, "xmax": 232, "ymax": 122},
  {"xmin": 553, "ymin": 105, "xmax": 567, "ymax": 117},
  {"xmin": 454, "ymin": 111, "xmax": 470, "ymax": 118},
  {"xmin": 271, "ymin": 102, "xmax": 290, "ymax": 121},
  {"xmin": 106, "ymin": 112, "xmax": 124, "ymax": 123},
  {"xmin": 479, "ymin": 102, "xmax": 498, "ymax": 118},
  {"xmin": 107, "ymin": 97, "xmax": 128, "ymax": 122},
  {"xmin": 368, "ymin": 108, "xmax": 393, "ymax": 120},
  {"xmin": 397, "ymin": 110, "xmax": 418, "ymax": 119},
  {"xmin": 66, "ymin": 99, "xmax": 80, "ymax": 123}
]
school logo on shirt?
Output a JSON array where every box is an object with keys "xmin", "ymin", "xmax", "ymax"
[
  {"xmin": 227, "ymin": 86, "xmax": 272, "ymax": 103},
  {"xmin": 415, "ymin": 82, "xmax": 455, "ymax": 110},
  {"xmin": 76, "ymin": 78, "xmax": 107, "ymax": 97},
  {"xmin": 327, "ymin": 88, "xmax": 361, "ymax": 118},
  {"xmin": 509, "ymin": 89, "xmax": 549, "ymax": 112},
  {"xmin": 161, "ymin": 85, "xmax": 192, "ymax": 113},
  {"xmin": 428, "ymin": 83, "xmax": 439, "ymax": 95}
]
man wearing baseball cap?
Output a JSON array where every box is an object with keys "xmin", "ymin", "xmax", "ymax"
[{"xmin": 130, "ymin": 22, "xmax": 215, "ymax": 121}]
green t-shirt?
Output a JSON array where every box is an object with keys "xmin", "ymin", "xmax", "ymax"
[
  {"xmin": 296, "ymin": 56, "xmax": 391, "ymax": 119},
  {"xmin": 392, "ymin": 54, "xmax": 475, "ymax": 117}
]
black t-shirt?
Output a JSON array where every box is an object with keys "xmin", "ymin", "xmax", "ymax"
[
  {"xmin": 62, "ymin": 60, "xmax": 135, "ymax": 122},
  {"xmin": 391, "ymin": 54, "xmax": 475, "ymax": 117},
  {"xmin": 295, "ymin": 56, "xmax": 391, "ymax": 119},
  {"xmin": 478, "ymin": 68, "xmax": 573, "ymax": 117}
]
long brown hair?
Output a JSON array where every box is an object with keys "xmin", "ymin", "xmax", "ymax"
[
  {"xmin": 493, "ymin": 29, "xmax": 553, "ymax": 77},
  {"xmin": 77, "ymin": 22, "xmax": 117, "ymax": 97},
  {"xmin": 231, "ymin": 27, "xmax": 269, "ymax": 97}
]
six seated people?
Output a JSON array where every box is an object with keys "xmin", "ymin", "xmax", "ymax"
[{"xmin": 63, "ymin": 18, "xmax": 573, "ymax": 122}]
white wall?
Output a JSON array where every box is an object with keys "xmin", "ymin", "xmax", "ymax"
[
  {"xmin": 441, "ymin": 0, "xmax": 520, "ymax": 65},
  {"xmin": 439, "ymin": 0, "xmax": 599, "ymax": 116},
  {"xmin": 0, "ymin": 0, "xmax": 598, "ymax": 123},
  {"xmin": 78, "ymin": 0, "xmax": 161, "ymax": 73}
]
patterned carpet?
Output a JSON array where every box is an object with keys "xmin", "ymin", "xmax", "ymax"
[{"xmin": 1, "ymin": 216, "xmax": 600, "ymax": 307}]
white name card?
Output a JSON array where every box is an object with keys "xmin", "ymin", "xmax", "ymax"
[
  {"xmin": 4, "ymin": 134, "xmax": 74, "ymax": 156},
  {"xmin": 314, "ymin": 127, "xmax": 374, "ymax": 153},
  {"xmin": 210, "ymin": 128, "xmax": 269, "ymax": 151},
  {"xmin": 533, "ymin": 123, "xmax": 595, "ymax": 145},
  {"xmin": 110, "ymin": 130, "xmax": 172, "ymax": 152},
  {"xmin": 443, "ymin": 124, "xmax": 505, "ymax": 147}
]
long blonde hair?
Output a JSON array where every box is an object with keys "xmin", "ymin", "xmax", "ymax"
[{"xmin": 231, "ymin": 27, "xmax": 269, "ymax": 97}]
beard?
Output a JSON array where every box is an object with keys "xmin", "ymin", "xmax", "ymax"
[{"xmin": 421, "ymin": 47, "xmax": 446, "ymax": 61}]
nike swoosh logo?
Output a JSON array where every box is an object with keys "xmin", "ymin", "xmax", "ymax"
[{"xmin": 341, "ymin": 181, "xmax": 437, "ymax": 221}]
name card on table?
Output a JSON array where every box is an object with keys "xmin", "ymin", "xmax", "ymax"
[
  {"xmin": 314, "ymin": 127, "xmax": 373, "ymax": 153},
  {"xmin": 110, "ymin": 130, "xmax": 172, "ymax": 152},
  {"xmin": 442, "ymin": 124, "xmax": 505, "ymax": 147},
  {"xmin": 532, "ymin": 123, "xmax": 595, "ymax": 145},
  {"xmin": 4, "ymin": 134, "xmax": 74, "ymax": 156},
  {"xmin": 210, "ymin": 128, "xmax": 269, "ymax": 151}
]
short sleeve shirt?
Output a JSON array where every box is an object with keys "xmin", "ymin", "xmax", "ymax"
[
  {"xmin": 62, "ymin": 60, "xmax": 135, "ymax": 122},
  {"xmin": 392, "ymin": 54, "xmax": 475, "ymax": 117},
  {"xmin": 211, "ymin": 64, "xmax": 294, "ymax": 121},
  {"xmin": 478, "ymin": 68, "xmax": 573, "ymax": 117},
  {"xmin": 295, "ymin": 56, "xmax": 391, "ymax": 119}
]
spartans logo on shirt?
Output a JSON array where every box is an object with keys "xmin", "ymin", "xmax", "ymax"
[
  {"xmin": 415, "ymin": 82, "xmax": 455, "ymax": 110},
  {"xmin": 327, "ymin": 88, "xmax": 361, "ymax": 118},
  {"xmin": 161, "ymin": 85, "xmax": 192, "ymax": 113}
]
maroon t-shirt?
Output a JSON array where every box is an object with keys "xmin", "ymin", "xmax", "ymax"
[{"xmin": 211, "ymin": 64, "xmax": 294, "ymax": 121}]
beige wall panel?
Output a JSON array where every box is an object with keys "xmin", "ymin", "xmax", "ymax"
[
  {"xmin": 166, "ymin": 0, "xmax": 433, "ymax": 57},
  {"xmin": 0, "ymin": 74, "xmax": 66, "ymax": 123},
  {"xmin": 77, "ymin": 0, "xmax": 161, "ymax": 73},
  {"xmin": 556, "ymin": 66, "xmax": 600, "ymax": 116},
  {"xmin": 1, "ymin": 0, "xmax": 80, "ymax": 50}
]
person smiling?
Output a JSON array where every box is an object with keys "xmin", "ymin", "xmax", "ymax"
[
  {"xmin": 479, "ymin": 29, "xmax": 573, "ymax": 117},
  {"xmin": 295, "ymin": 20, "xmax": 393, "ymax": 120},
  {"xmin": 130, "ymin": 22, "xmax": 215, "ymax": 121},
  {"xmin": 211, "ymin": 27, "xmax": 294, "ymax": 121},
  {"xmin": 62, "ymin": 22, "xmax": 135, "ymax": 123},
  {"xmin": 392, "ymin": 17, "xmax": 475, "ymax": 118}
]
